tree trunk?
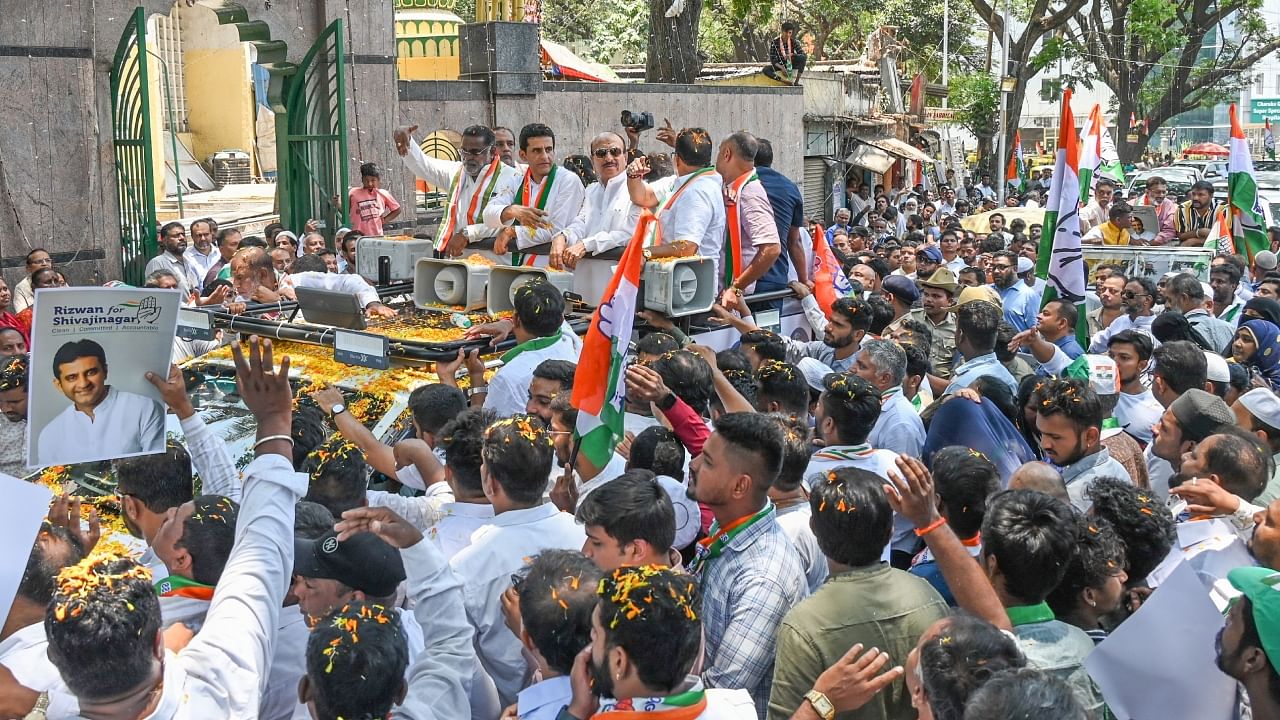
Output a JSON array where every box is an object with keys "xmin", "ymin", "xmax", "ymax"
[
  {"xmin": 647, "ymin": 0, "xmax": 704, "ymax": 83},
  {"xmin": 1113, "ymin": 94, "xmax": 1145, "ymax": 164}
]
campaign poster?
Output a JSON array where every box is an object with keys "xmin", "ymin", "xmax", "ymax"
[{"xmin": 27, "ymin": 287, "xmax": 181, "ymax": 468}]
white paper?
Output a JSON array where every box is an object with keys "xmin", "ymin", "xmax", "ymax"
[
  {"xmin": 1177, "ymin": 518, "xmax": 1236, "ymax": 549},
  {"xmin": 0, "ymin": 474, "xmax": 53, "ymax": 622},
  {"xmin": 1086, "ymin": 561, "xmax": 1236, "ymax": 720}
]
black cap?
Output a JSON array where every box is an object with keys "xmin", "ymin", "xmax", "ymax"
[{"xmin": 294, "ymin": 530, "xmax": 406, "ymax": 597}]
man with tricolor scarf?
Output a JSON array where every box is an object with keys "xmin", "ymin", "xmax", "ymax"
[
  {"xmin": 713, "ymin": 131, "xmax": 781, "ymax": 308},
  {"xmin": 492, "ymin": 123, "xmax": 586, "ymax": 266},
  {"xmin": 626, "ymin": 126, "xmax": 727, "ymax": 282},
  {"xmin": 394, "ymin": 124, "xmax": 522, "ymax": 258},
  {"xmin": 151, "ymin": 495, "xmax": 240, "ymax": 633}
]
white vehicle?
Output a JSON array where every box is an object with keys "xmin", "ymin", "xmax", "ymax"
[
  {"xmin": 1211, "ymin": 171, "xmax": 1280, "ymax": 229},
  {"xmin": 1126, "ymin": 166, "xmax": 1200, "ymax": 200}
]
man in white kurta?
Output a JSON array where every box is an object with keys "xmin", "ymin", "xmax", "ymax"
[
  {"xmin": 37, "ymin": 341, "xmax": 165, "ymax": 465},
  {"xmin": 492, "ymin": 123, "xmax": 586, "ymax": 263},
  {"xmin": 626, "ymin": 126, "xmax": 727, "ymax": 281},
  {"xmin": 394, "ymin": 124, "xmax": 521, "ymax": 257},
  {"xmin": 553, "ymin": 132, "xmax": 643, "ymax": 297}
]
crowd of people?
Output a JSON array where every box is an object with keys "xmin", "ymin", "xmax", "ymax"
[{"xmin": 3, "ymin": 118, "xmax": 1280, "ymax": 720}]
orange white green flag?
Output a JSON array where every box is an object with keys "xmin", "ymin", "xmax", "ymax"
[
  {"xmin": 570, "ymin": 211, "xmax": 651, "ymax": 468},
  {"xmin": 1036, "ymin": 88, "xmax": 1088, "ymax": 347},
  {"xmin": 1227, "ymin": 103, "xmax": 1270, "ymax": 264}
]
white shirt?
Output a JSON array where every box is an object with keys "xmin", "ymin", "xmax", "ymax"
[
  {"xmin": 508, "ymin": 168, "xmax": 586, "ymax": 249},
  {"xmin": 449, "ymin": 503, "xmax": 585, "ymax": 706},
  {"xmin": 516, "ymin": 676, "xmax": 573, "ymax": 720},
  {"xmin": 37, "ymin": 386, "xmax": 165, "ymax": 466},
  {"xmin": 869, "ymin": 389, "xmax": 926, "ymax": 459},
  {"xmin": 59, "ymin": 454, "xmax": 307, "ymax": 720},
  {"xmin": 401, "ymin": 137, "xmax": 521, "ymax": 243},
  {"xmin": 484, "ymin": 328, "xmax": 580, "ymax": 418},
  {"xmin": 649, "ymin": 170, "xmax": 727, "ymax": 282},
  {"xmin": 261, "ymin": 611, "xmax": 310, "ymax": 720},
  {"xmin": 280, "ymin": 271, "xmax": 381, "ymax": 311},
  {"xmin": 945, "ymin": 256, "xmax": 967, "ymax": 274},
  {"xmin": 13, "ymin": 276, "xmax": 34, "ymax": 312},
  {"xmin": 1088, "ymin": 313, "xmax": 1157, "ymax": 353},
  {"xmin": 145, "ymin": 252, "xmax": 201, "ymax": 297},
  {"xmin": 1115, "ymin": 389, "xmax": 1163, "ymax": 446},
  {"xmin": 0, "ymin": 416, "xmax": 26, "ymax": 478},
  {"xmin": 1080, "ymin": 201, "xmax": 1108, "ymax": 234},
  {"xmin": 184, "ymin": 246, "xmax": 220, "ymax": 281},
  {"xmin": 804, "ymin": 444, "xmax": 915, "ymax": 554},
  {"xmin": 370, "ymin": 482, "xmax": 497, "ymax": 560},
  {"xmin": 0, "ymin": 622, "xmax": 67, "ymax": 694},
  {"xmin": 775, "ymin": 502, "xmax": 828, "ymax": 593},
  {"xmin": 565, "ymin": 173, "xmax": 642, "ymax": 254}
]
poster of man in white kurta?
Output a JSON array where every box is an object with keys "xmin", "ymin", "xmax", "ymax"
[{"xmin": 27, "ymin": 287, "xmax": 180, "ymax": 468}]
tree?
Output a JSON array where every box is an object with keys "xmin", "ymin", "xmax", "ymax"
[
  {"xmin": 1061, "ymin": 0, "xmax": 1280, "ymax": 162},
  {"xmin": 951, "ymin": 72, "xmax": 1002, "ymax": 169},
  {"xmin": 649, "ymin": 0, "xmax": 706, "ymax": 82},
  {"xmin": 967, "ymin": 0, "xmax": 1089, "ymax": 173},
  {"xmin": 868, "ymin": 0, "xmax": 982, "ymax": 79},
  {"xmin": 540, "ymin": 0, "xmax": 647, "ymax": 64}
]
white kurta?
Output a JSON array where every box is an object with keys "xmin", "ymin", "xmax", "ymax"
[
  {"xmin": 649, "ymin": 170, "xmax": 727, "ymax": 282},
  {"xmin": 401, "ymin": 137, "xmax": 521, "ymax": 244},
  {"xmin": 508, "ymin": 168, "xmax": 586, "ymax": 249},
  {"xmin": 563, "ymin": 173, "xmax": 643, "ymax": 296}
]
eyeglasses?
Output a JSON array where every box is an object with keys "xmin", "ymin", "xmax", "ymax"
[
  {"xmin": 460, "ymin": 145, "xmax": 493, "ymax": 157},
  {"xmin": 1121, "ymin": 291, "xmax": 1148, "ymax": 299},
  {"xmin": 992, "ymin": 264, "xmax": 1013, "ymax": 270},
  {"xmin": 592, "ymin": 147, "xmax": 624, "ymax": 158}
]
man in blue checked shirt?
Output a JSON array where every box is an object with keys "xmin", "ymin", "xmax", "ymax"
[{"xmin": 988, "ymin": 250, "xmax": 1039, "ymax": 332}]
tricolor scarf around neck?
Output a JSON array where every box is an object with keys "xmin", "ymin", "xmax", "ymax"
[
  {"xmin": 596, "ymin": 682, "xmax": 709, "ymax": 718},
  {"xmin": 688, "ymin": 503, "xmax": 773, "ymax": 576},
  {"xmin": 155, "ymin": 575, "xmax": 215, "ymax": 601},
  {"xmin": 511, "ymin": 164, "xmax": 559, "ymax": 265},
  {"xmin": 723, "ymin": 170, "xmax": 760, "ymax": 287},
  {"xmin": 434, "ymin": 155, "xmax": 503, "ymax": 251}
]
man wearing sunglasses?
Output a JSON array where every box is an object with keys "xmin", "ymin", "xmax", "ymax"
[
  {"xmin": 394, "ymin": 123, "xmax": 522, "ymax": 257},
  {"xmin": 1088, "ymin": 276, "xmax": 1158, "ymax": 352},
  {"xmin": 552, "ymin": 131, "xmax": 642, "ymax": 294}
]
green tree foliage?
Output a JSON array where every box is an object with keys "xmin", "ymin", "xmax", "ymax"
[
  {"xmin": 539, "ymin": 0, "xmax": 650, "ymax": 64},
  {"xmin": 1061, "ymin": 0, "xmax": 1280, "ymax": 161}
]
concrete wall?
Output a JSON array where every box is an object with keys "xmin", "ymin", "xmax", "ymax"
[
  {"xmin": 181, "ymin": 5, "xmax": 257, "ymax": 171},
  {"xmin": 396, "ymin": 79, "xmax": 807, "ymax": 228}
]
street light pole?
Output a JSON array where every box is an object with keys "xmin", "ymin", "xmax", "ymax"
[
  {"xmin": 994, "ymin": 0, "xmax": 1010, "ymax": 204},
  {"xmin": 942, "ymin": 0, "xmax": 950, "ymax": 108}
]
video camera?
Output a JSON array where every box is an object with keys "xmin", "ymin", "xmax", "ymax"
[{"xmin": 621, "ymin": 110, "xmax": 655, "ymax": 132}]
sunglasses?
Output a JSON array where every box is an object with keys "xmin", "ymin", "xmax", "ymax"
[
  {"xmin": 1121, "ymin": 291, "xmax": 1149, "ymax": 299},
  {"xmin": 592, "ymin": 147, "xmax": 624, "ymax": 158},
  {"xmin": 460, "ymin": 145, "xmax": 493, "ymax": 157}
]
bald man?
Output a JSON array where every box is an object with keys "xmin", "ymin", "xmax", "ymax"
[
  {"xmin": 553, "ymin": 131, "xmax": 643, "ymax": 295},
  {"xmin": 1008, "ymin": 461, "xmax": 1071, "ymax": 503},
  {"xmin": 228, "ymin": 247, "xmax": 394, "ymax": 318}
]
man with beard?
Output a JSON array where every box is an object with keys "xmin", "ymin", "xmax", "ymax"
[
  {"xmin": 1212, "ymin": 261, "xmax": 1246, "ymax": 323},
  {"xmin": 1218, "ymin": 567, "xmax": 1280, "ymax": 719},
  {"xmin": 713, "ymin": 296, "xmax": 869, "ymax": 373},
  {"xmin": 1132, "ymin": 175, "xmax": 1177, "ymax": 245},
  {"xmin": 988, "ymin": 251, "xmax": 1037, "ymax": 332},
  {"xmin": 1176, "ymin": 180, "xmax": 1223, "ymax": 245},
  {"xmin": 395, "ymin": 124, "xmax": 522, "ymax": 257},
  {"xmin": 559, "ymin": 565, "xmax": 758, "ymax": 719},
  {"xmin": 1089, "ymin": 277, "xmax": 1158, "ymax": 351},
  {"xmin": 1106, "ymin": 330, "xmax": 1163, "ymax": 446},
  {"xmin": 553, "ymin": 132, "xmax": 641, "ymax": 294},
  {"xmin": 1035, "ymin": 376, "xmax": 1132, "ymax": 511},
  {"xmin": 1166, "ymin": 272, "xmax": 1237, "ymax": 353},
  {"xmin": 0, "ymin": 353, "xmax": 27, "ymax": 476},
  {"xmin": 492, "ymin": 124, "xmax": 586, "ymax": 261},
  {"xmin": 1087, "ymin": 273, "xmax": 1127, "ymax": 337},
  {"xmin": 145, "ymin": 221, "xmax": 201, "ymax": 296},
  {"xmin": 183, "ymin": 218, "xmax": 220, "ymax": 281},
  {"xmin": 906, "ymin": 269, "xmax": 959, "ymax": 379},
  {"xmin": 688, "ymin": 413, "xmax": 807, "ymax": 716}
]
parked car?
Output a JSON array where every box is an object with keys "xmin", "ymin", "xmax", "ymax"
[{"xmin": 1126, "ymin": 166, "xmax": 1200, "ymax": 201}]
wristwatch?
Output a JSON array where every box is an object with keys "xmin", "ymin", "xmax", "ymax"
[
  {"xmin": 804, "ymin": 689, "xmax": 836, "ymax": 720},
  {"xmin": 328, "ymin": 402, "xmax": 346, "ymax": 417},
  {"xmin": 467, "ymin": 385, "xmax": 488, "ymax": 399},
  {"xmin": 657, "ymin": 391, "xmax": 678, "ymax": 412}
]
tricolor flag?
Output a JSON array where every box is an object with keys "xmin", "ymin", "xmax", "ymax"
[
  {"xmin": 570, "ymin": 211, "xmax": 650, "ymax": 468},
  {"xmin": 811, "ymin": 224, "xmax": 853, "ymax": 316},
  {"xmin": 1006, "ymin": 130, "xmax": 1027, "ymax": 192},
  {"xmin": 1078, "ymin": 105, "xmax": 1102, "ymax": 204},
  {"xmin": 1129, "ymin": 112, "xmax": 1137, "ymax": 129},
  {"xmin": 1208, "ymin": 202, "xmax": 1233, "ymax": 255},
  {"xmin": 1227, "ymin": 104, "xmax": 1270, "ymax": 264},
  {"xmin": 1266, "ymin": 118, "xmax": 1276, "ymax": 160},
  {"xmin": 1037, "ymin": 89, "xmax": 1088, "ymax": 347},
  {"xmin": 1097, "ymin": 121, "xmax": 1126, "ymax": 183}
]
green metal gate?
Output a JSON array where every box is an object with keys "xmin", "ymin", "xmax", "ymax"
[
  {"xmin": 278, "ymin": 19, "xmax": 349, "ymax": 239},
  {"xmin": 109, "ymin": 7, "xmax": 158, "ymax": 287}
]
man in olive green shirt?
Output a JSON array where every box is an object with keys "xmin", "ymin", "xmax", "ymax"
[
  {"xmin": 768, "ymin": 468, "xmax": 948, "ymax": 720},
  {"xmin": 905, "ymin": 269, "xmax": 959, "ymax": 379}
]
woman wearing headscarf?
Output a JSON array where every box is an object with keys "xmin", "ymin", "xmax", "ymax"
[
  {"xmin": 1243, "ymin": 297, "xmax": 1280, "ymax": 326},
  {"xmin": 1231, "ymin": 318, "xmax": 1280, "ymax": 390},
  {"xmin": 923, "ymin": 383, "xmax": 1037, "ymax": 486}
]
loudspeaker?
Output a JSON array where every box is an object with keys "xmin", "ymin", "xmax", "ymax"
[
  {"xmin": 356, "ymin": 237, "xmax": 436, "ymax": 283},
  {"xmin": 642, "ymin": 257, "xmax": 716, "ymax": 317},
  {"xmin": 487, "ymin": 266, "xmax": 574, "ymax": 313},
  {"xmin": 414, "ymin": 258, "xmax": 491, "ymax": 310}
]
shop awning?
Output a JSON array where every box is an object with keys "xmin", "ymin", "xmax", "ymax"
[
  {"xmin": 540, "ymin": 39, "xmax": 623, "ymax": 83},
  {"xmin": 845, "ymin": 143, "xmax": 895, "ymax": 174},
  {"xmin": 860, "ymin": 135, "xmax": 935, "ymax": 163}
]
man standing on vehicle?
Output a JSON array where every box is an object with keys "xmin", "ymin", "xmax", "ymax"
[
  {"xmin": 1132, "ymin": 176, "xmax": 1177, "ymax": 245},
  {"xmin": 1079, "ymin": 178, "xmax": 1114, "ymax": 235},
  {"xmin": 1175, "ymin": 180, "xmax": 1221, "ymax": 246}
]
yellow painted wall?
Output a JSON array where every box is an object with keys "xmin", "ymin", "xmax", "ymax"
[
  {"xmin": 184, "ymin": 46, "xmax": 256, "ymax": 168},
  {"xmin": 397, "ymin": 55, "xmax": 461, "ymax": 80},
  {"xmin": 144, "ymin": 49, "xmax": 167, "ymax": 206}
]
